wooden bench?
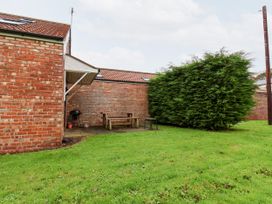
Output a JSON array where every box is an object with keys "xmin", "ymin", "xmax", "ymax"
[{"xmin": 102, "ymin": 113, "xmax": 139, "ymax": 130}]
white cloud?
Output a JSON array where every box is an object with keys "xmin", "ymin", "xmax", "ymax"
[
  {"xmin": 1, "ymin": 0, "xmax": 269, "ymax": 72},
  {"xmin": 77, "ymin": 0, "xmax": 204, "ymax": 41},
  {"xmin": 70, "ymin": 0, "xmax": 268, "ymax": 72},
  {"xmin": 74, "ymin": 47, "xmax": 146, "ymax": 71}
]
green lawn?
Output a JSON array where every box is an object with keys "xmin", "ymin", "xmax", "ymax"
[{"xmin": 1, "ymin": 121, "xmax": 272, "ymax": 204}]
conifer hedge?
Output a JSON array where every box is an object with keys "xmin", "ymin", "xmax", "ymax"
[{"xmin": 148, "ymin": 50, "xmax": 256, "ymax": 130}]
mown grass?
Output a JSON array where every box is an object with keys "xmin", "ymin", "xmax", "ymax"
[{"xmin": 1, "ymin": 121, "xmax": 272, "ymax": 203}]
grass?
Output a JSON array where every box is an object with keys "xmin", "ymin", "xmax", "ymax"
[{"xmin": 1, "ymin": 121, "xmax": 272, "ymax": 203}]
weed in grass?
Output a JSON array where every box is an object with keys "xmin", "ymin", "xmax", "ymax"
[{"xmin": 256, "ymin": 167, "xmax": 272, "ymax": 177}]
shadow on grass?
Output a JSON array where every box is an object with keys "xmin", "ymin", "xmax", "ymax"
[
  {"xmin": 159, "ymin": 123, "xmax": 250, "ymax": 134},
  {"xmin": 216, "ymin": 128, "xmax": 250, "ymax": 133}
]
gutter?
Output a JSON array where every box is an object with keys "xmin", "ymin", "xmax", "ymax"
[
  {"xmin": 94, "ymin": 78, "xmax": 149, "ymax": 84},
  {"xmin": 0, "ymin": 29, "xmax": 65, "ymax": 42}
]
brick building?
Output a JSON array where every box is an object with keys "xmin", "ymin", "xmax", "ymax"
[
  {"xmin": 0, "ymin": 13, "xmax": 99, "ymax": 153},
  {"xmin": 248, "ymin": 91, "xmax": 268, "ymax": 120},
  {"xmin": 0, "ymin": 12, "xmax": 155, "ymax": 154}
]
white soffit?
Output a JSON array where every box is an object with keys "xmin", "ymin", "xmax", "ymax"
[
  {"xmin": 65, "ymin": 54, "xmax": 99, "ymax": 85},
  {"xmin": 65, "ymin": 54, "xmax": 98, "ymax": 73}
]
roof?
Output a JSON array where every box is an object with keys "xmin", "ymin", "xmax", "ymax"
[
  {"xmin": 96, "ymin": 68, "xmax": 157, "ymax": 83},
  {"xmin": 0, "ymin": 12, "xmax": 70, "ymax": 40},
  {"xmin": 65, "ymin": 54, "xmax": 99, "ymax": 85}
]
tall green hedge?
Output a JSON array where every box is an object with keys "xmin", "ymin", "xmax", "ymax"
[{"xmin": 149, "ymin": 50, "xmax": 256, "ymax": 130}]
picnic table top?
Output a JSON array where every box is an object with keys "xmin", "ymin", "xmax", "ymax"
[{"xmin": 107, "ymin": 117, "xmax": 139, "ymax": 120}]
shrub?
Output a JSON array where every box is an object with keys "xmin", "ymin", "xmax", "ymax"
[{"xmin": 149, "ymin": 50, "xmax": 256, "ymax": 130}]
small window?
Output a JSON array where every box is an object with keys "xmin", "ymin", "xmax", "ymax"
[
  {"xmin": 0, "ymin": 18, "xmax": 35, "ymax": 25},
  {"xmin": 142, "ymin": 77, "xmax": 150, "ymax": 82},
  {"xmin": 96, "ymin": 73, "xmax": 103, "ymax": 78},
  {"xmin": 19, "ymin": 18, "xmax": 35, "ymax": 23}
]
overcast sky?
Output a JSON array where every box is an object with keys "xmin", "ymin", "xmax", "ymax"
[{"xmin": 2, "ymin": 0, "xmax": 272, "ymax": 73}]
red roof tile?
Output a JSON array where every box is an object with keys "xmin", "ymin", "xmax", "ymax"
[
  {"xmin": 96, "ymin": 68, "xmax": 157, "ymax": 83},
  {"xmin": 0, "ymin": 12, "xmax": 70, "ymax": 40}
]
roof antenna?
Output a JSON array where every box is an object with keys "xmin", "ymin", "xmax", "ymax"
[{"xmin": 68, "ymin": 7, "xmax": 74, "ymax": 55}]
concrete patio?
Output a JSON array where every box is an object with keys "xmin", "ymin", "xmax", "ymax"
[{"xmin": 64, "ymin": 127, "xmax": 147, "ymax": 138}]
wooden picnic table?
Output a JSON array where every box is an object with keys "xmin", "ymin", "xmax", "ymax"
[{"xmin": 102, "ymin": 113, "xmax": 139, "ymax": 130}]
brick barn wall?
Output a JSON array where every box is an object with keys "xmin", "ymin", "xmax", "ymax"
[
  {"xmin": 247, "ymin": 92, "xmax": 267, "ymax": 120},
  {"xmin": 0, "ymin": 35, "xmax": 64, "ymax": 154},
  {"xmin": 67, "ymin": 83, "xmax": 268, "ymax": 125},
  {"xmin": 67, "ymin": 80, "xmax": 150, "ymax": 127}
]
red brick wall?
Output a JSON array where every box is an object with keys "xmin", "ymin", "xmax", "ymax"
[
  {"xmin": 67, "ymin": 82, "xmax": 268, "ymax": 125},
  {"xmin": 0, "ymin": 35, "xmax": 64, "ymax": 154},
  {"xmin": 247, "ymin": 92, "xmax": 267, "ymax": 120},
  {"xmin": 67, "ymin": 80, "xmax": 150, "ymax": 126}
]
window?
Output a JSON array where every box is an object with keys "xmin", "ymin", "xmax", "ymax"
[
  {"xmin": 0, "ymin": 18, "xmax": 35, "ymax": 25},
  {"xmin": 142, "ymin": 77, "xmax": 150, "ymax": 82},
  {"xmin": 96, "ymin": 73, "xmax": 103, "ymax": 78}
]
